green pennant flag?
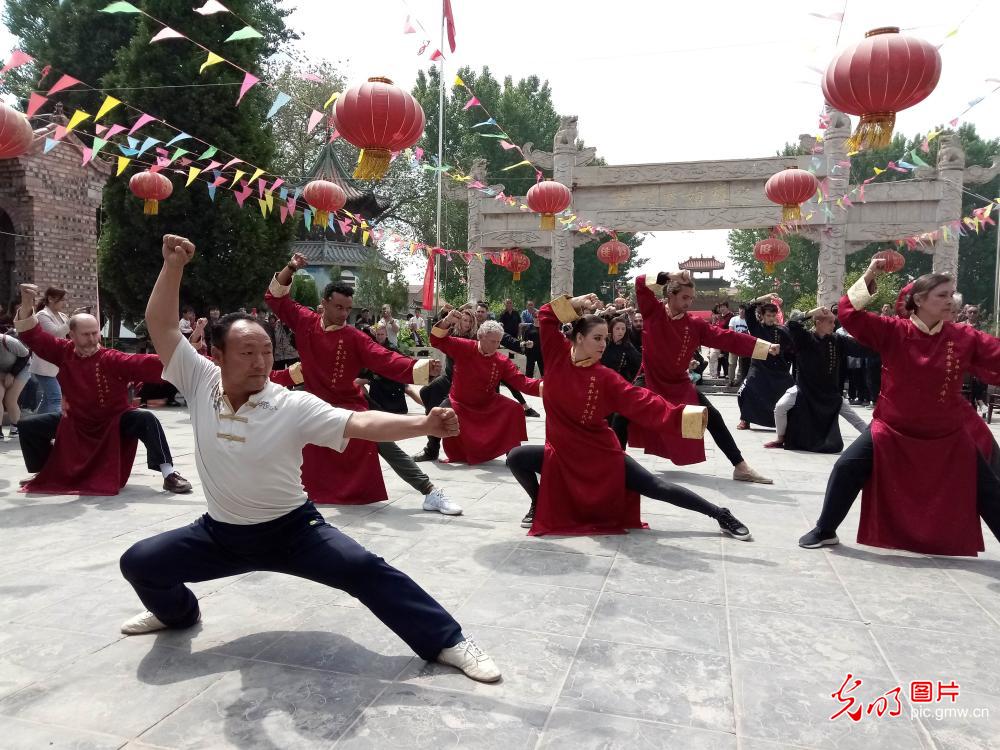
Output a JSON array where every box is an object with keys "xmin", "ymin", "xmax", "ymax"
[
  {"xmin": 910, "ymin": 150, "xmax": 930, "ymax": 168},
  {"xmin": 92, "ymin": 137, "xmax": 108, "ymax": 157},
  {"xmin": 225, "ymin": 26, "xmax": 264, "ymax": 42},
  {"xmin": 199, "ymin": 145, "xmax": 218, "ymax": 160},
  {"xmin": 170, "ymin": 147, "xmax": 190, "ymax": 163},
  {"xmin": 100, "ymin": 1, "xmax": 142, "ymax": 13},
  {"xmin": 478, "ymin": 133, "xmax": 508, "ymax": 139}
]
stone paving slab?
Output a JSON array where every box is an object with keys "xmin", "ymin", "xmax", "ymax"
[{"xmin": 1, "ymin": 395, "xmax": 999, "ymax": 749}]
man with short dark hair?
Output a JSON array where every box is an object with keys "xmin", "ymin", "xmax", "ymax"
[
  {"xmin": 737, "ymin": 295, "xmax": 795, "ymax": 430},
  {"xmin": 499, "ymin": 298, "xmax": 521, "ymax": 339}
]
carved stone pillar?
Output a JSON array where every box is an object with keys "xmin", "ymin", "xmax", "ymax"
[
  {"xmin": 933, "ymin": 135, "xmax": 966, "ymax": 277},
  {"xmin": 817, "ymin": 107, "xmax": 850, "ymax": 307},
  {"xmin": 466, "ymin": 160, "xmax": 487, "ymax": 303},
  {"xmin": 549, "ymin": 135, "xmax": 578, "ymax": 298}
]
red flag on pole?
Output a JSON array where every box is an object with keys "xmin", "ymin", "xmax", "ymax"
[
  {"xmin": 421, "ymin": 249, "xmax": 436, "ymax": 310},
  {"xmin": 443, "ymin": 0, "xmax": 457, "ymax": 52}
]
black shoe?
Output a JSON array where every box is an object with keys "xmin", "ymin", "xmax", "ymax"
[
  {"xmin": 520, "ymin": 507, "xmax": 535, "ymax": 529},
  {"xmin": 798, "ymin": 527, "xmax": 839, "ymax": 549},
  {"xmin": 413, "ymin": 449, "xmax": 439, "ymax": 462},
  {"xmin": 717, "ymin": 508, "xmax": 752, "ymax": 541},
  {"xmin": 523, "ymin": 407, "xmax": 540, "ymax": 418}
]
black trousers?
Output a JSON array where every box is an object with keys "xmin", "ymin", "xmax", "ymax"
[
  {"xmin": 119, "ymin": 501, "xmax": 463, "ymax": 661},
  {"xmin": 506, "ymin": 445, "xmax": 721, "ymax": 518},
  {"xmin": 19, "ymin": 410, "xmax": 172, "ymax": 474},
  {"xmin": 525, "ymin": 336, "xmax": 544, "ymax": 378},
  {"xmin": 815, "ymin": 427, "xmax": 1000, "ymax": 541},
  {"xmin": 419, "ymin": 375, "xmax": 451, "ymax": 416}
]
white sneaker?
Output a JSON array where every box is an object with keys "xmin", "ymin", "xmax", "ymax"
[
  {"xmin": 437, "ymin": 637, "xmax": 501, "ymax": 682},
  {"xmin": 423, "ymin": 488, "xmax": 463, "ymax": 515},
  {"xmin": 120, "ymin": 609, "xmax": 200, "ymax": 635}
]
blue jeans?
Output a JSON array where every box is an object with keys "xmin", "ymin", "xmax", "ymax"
[{"xmin": 35, "ymin": 374, "xmax": 62, "ymax": 415}]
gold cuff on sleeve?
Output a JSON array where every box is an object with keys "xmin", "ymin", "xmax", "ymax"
[
  {"xmin": 14, "ymin": 314, "xmax": 38, "ymax": 334},
  {"xmin": 430, "ymin": 325, "xmax": 450, "ymax": 338},
  {"xmin": 268, "ymin": 273, "xmax": 291, "ymax": 298},
  {"xmin": 751, "ymin": 338, "xmax": 771, "ymax": 360},
  {"xmin": 412, "ymin": 358, "xmax": 431, "ymax": 385},
  {"xmin": 681, "ymin": 406, "xmax": 707, "ymax": 440},
  {"xmin": 550, "ymin": 295, "xmax": 579, "ymax": 324},
  {"xmin": 288, "ymin": 361, "xmax": 304, "ymax": 385},
  {"xmin": 847, "ymin": 276, "xmax": 874, "ymax": 310}
]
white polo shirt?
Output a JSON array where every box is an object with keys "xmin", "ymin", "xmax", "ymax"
[{"xmin": 163, "ymin": 338, "xmax": 353, "ymax": 525}]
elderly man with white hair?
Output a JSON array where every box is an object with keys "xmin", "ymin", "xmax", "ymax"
[{"xmin": 427, "ymin": 313, "xmax": 542, "ymax": 464}]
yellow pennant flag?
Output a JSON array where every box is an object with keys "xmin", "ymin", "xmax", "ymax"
[
  {"xmin": 230, "ymin": 168, "xmax": 247, "ymax": 187},
  {"xmin": 66, "ymin": 109, "xmax": 91, "ymax": 132},
  {"xmin": 873, "ymin": 167, "xmax": 885, "ymax": 175},
  {"xmin": 323, "ymin": 91, "xmax": 340, "ymax": 109},
  {"xmin": 264, "ymin": 190, "xmax": 274, "ymax": 211},
  {"xmin": 200, "ymin": 52, "xmax": 225, "ymax": 74},
  {"xmin": 475, "ymin": 252, "xmax": 483, "ymax": 261},
  {"xmin": 258, "ymin": 198, "xmax": 268, "ymax": 217},
  {"xmin": 454, "ymin": 75, "xmax": 465, "ymax": 87},
  {"xmin": 95, "ymin": 96, "xmax": 121, "ymax": 122},
  {"xmin": 186, "ymin": 166, "xmax": 202, "ymax": 187},
  {"xmin": 116, "ymin": 156, "xmax": 131, "ymax": 176},
  {"xmin": 501, "ymin": 159, "xmax": 532, "ymax": 171},
  {"xmin": 362, "ymin": 230, "xmax": 370, "ymax": 245},
  {"xmin": 248, "ymin": 167, "xmax": 265, "ymax": 185}
]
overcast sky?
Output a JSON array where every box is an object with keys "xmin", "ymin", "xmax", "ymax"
[{"xmin": 4, "ymin": 0, "xmax": 998, "ymax": 284}]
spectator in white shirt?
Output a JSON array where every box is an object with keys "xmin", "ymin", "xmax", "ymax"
[
  {"xmin": 380, "ymin": 304, "xmax": 400, "ymax": 346},
  {"xmin": 31, "ymin": 286, "xmax": 71, "ymax": 414}
]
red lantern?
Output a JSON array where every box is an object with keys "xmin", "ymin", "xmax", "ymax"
[
  {"xmin": 597, "ymin": 239, "xmax": 630, "ymax": 275},
  {"xmin": 526, "ymin": 180, "xmax": 572, "ymax": 230},
  {"xmin": 303, "ymin": 180, "xmax": 346, "ymax": 227},
  {"xmin": 754, "ymin": 236, "xmax": 790, "ymax": 274},
  {"xmin": 765, "ymin": 167, "xmax": 818, "ymax": 222},
  {"xmin": 874, "ymin": 248, "xmax": 905, "ymax": 273},
  {"xmin": 822, "ymin": 27, "xmax": 941, "ymax": 151},
  {"xmin": 505, "ymin": 250, "xmax": 530, "ymax": 281},
  {"xmin": 129, "ymin": 170, "xmax": 173, "ymax": 215},
  {"xmin": 332, "ymin": 76, "xmax": 425, "ymax": 180},
  {"xmin": 0, "ymin": 103, "xmax": 34, "ymax": 159}
]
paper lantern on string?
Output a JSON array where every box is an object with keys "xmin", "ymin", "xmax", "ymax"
[
  {"xmin": 597, "ymin": 238, "xmax": 630, "ymax": 275},
  {"xmin": 332, "ymin": 77, "xmax": 425, "ymax": 180},
  {"xmin": 764, "ymin": 167, "xmax": 818, "ymax": 222},
  {"xmin": 753, "ymin": 236, "xmax": 790, "ymax": 274},
  {"xmin": 822, "ymin": 27, "xmax": 941, "ymax": 151},
  {"xmin": 0, "ymin": 104, "xmax": 34, "ymax": 159},
  {"xmin": 129, "ymin": 170, "xmax": 173, "ymax": 215},
  {"xmin": 303, "ymin": 180, "xmax": 346, "ymax": 227},
  {"xmin": 874, "ymin": 248, "xmax": 905, "ymax": 273},
  {"xmin": 505, "ymin": 250, "xmax": 530, "ymax": 281},
  {"xmin": 526, "ymin": 180, "xmax": 572, "ymax": 230}
]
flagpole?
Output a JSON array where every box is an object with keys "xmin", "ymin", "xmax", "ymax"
[{"xmin": 433, "ymin": 12, "xmax": 445, "ymax": 314}]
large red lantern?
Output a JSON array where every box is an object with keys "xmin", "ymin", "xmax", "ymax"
[
  {"xmin": 303, "ymin": 180, "xmax": 346, "ymax": 227},
  {"xmin": 129, "ymin": 170, "xmax": 173, "ymax": 215},
  {"xmin": 874, "ymin": 248, "xmax": 905, "ymax": 273},
  {"xmin": 754, "ymin": 236, "xmax": 790, "ymax": 275},
  {"xmin": 0, "ymin": 103, "xmax": 34, "ymax": 159},
  {"xmin": 506, "ymin": 250, "xmax": 531, "ymax": 281},
  {"xmin": 822, "ymin": 27, "xmax": 941, "ymax": 151},
  {"xmin": 332, "ymin": 76, "xmax": 425, "ymax": 180},
  {"xmin": 597, "ymin": 238, "xmax": 630, "ymax": 275},
  {"xmin": 526, "ymin": 180, "xmax": 572, "ymax": 230},
  {"xmin": 765, "ymin": 167, "xmax": 818, "ymax": 222}
]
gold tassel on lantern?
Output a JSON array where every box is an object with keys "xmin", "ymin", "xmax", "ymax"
[
  {"xmin": 782, "ymin": 204, "xmax": 802, "ymax": 222},
  {"xmin": 144, "ymin": 199, "xmax": 158, "ymax": 216},
  {"xmin": 607, "ymin": 264, "xmax": 618, "ymax": 275},
  {"xmin": 314, "ymin": 209, "xmax": 329, "ymax": 227},
  {"xmin": 513, "ymin": 272, "xmax": 522, "ymax": 281},
  {"xmin": 354, "ymin": 148, "xmax": 392, "ymax": 180},
  {"xmin": 539, "ymin": 213, "xmax": 555, "ymax": 230},
  {"xmin": 847, "ymin": 112, "xmax": 896, "ymax": 151},
  {"xmin": 765, "ymin": 262, "xmax": 775, "ymax": 274}
]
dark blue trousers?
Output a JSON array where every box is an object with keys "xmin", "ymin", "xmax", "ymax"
[{"xmin": 120, "ymin": 501, "xmax": 463, "ymax": 661}]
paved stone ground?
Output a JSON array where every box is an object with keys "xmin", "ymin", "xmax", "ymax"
[{"xmin": 1, "ymin": 394, "xmax": 999, "ymax": 749}]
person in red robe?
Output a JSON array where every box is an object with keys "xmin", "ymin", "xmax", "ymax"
[
  {"xmin": 427, "ymin": 312, "xmax": 541, "ymax": 464},
  {"xmin": 265, "ymin": 253, "xmax": 443, "ymax": 505},
  {"xmin": 505, "ymin": 293, "xmax": 752, "ymax": 539},
  {"xmin": 13, "ymin": 284, "xmax": 192, "ymax": 496},
  {"xmin": 799, "ymin": 257, "xmax": 1000, "ymax": 555},
  {"xmin": 629, "ymin": 271, "xmax": 778, "ymax": 483}
]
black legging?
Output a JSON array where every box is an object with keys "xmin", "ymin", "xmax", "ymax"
[
  {"xmin": 815, "ymin": 427, "xmax": 1000, "ymax": 540},
  {"xmin": 506, "ymin": 444, "xmax": 722, "ymax": 518}
]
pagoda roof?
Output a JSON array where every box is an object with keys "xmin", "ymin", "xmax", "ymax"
[
  {"xmin": 298, "ymin": 143, "xmax": 390, "ymax": 219},
  {"xmin": 679, "ymin": 256, "xmax": 726, "ymax": 272},
  {"xmin": 291, "ymin": 240, "xmax": 393, "ymax": 272}
]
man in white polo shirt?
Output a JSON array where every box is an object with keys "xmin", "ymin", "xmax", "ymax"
[{"xmin": 117, "ymin": 234, "xmax": 500, "ymax": 683}]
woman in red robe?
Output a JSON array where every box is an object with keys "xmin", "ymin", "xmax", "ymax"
[
  {"xmin": 428, "ymin": 312, "xmax": 541, "ymax": 464},
  {"xmin": 629, "ymin": 271, "xmax": 777, "ymax": 483},
  {"xmin": 505, "ymin": 294, "xmax": 752, "ymax": 539},
  {"xmin": 799, "ymin": 257, "xmax": 1000, "ymax": 555}
]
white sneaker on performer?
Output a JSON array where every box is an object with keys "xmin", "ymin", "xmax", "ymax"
[
  {"xmin": 437, "ymin": 637, "xmax": 502, "ymax": 682},
  {"xmin": 120, "ymin": 609, "xmax": 201, "ymax": 635},
  {"xmin": 423, "ymin": 488, "xmax": 463, "ymax": 515}
]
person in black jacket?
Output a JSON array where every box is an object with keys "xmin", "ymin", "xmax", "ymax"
[
  {"xmin": 737, "ymin": 295, "xmax": 795, "ymax": 429},
  {"xmin": 601, "ymin": 316, "xmax": 642, "ymax": 448}
]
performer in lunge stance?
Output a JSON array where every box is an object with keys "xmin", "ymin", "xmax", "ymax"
[
  {"xmin": 266, "ymin": 253, "xmax": 457, "ymax": 512},
  {"xmin": 799, "ymin": 257, "xmax": 1000, "ymax": 555},
  {"xmin": 119, "ymin": 234, "xmax": 500, "ymax": 684},
  {"xmin": 629, "ymin": 271, "xmax": 778, "ymax": 484},
  {"xmin": 13, "ymin": 284, "xmax": 191, "ymax": 495},
  {"xmin": 426, "ymin": 312, "xmax": 541, "ymax": 464},
  {"xmin": 737, "ymin": 294, "xmax": 795, "ymax": 430},
  {"xmin": 764, "ymin": 307, "xmax": 868, "ymax": 453},
  {"xmin": 507, "ymin": 294, "xmax": 751, "ymax": 539}
]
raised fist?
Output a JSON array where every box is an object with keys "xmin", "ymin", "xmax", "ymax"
[{"xmin": 162, "ymin": 234, "xmax": 195, "ymax": 268}]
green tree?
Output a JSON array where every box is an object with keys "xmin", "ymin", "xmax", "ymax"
[
  {"xmin": 289, "ymin": 272, "xmax": 319, "ymax": 308},
  {"xmin": 353, "ymin": 251, "xmax": 408, "ymax": 313}
]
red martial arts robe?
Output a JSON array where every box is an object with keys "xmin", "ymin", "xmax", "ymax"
[
  {"xmin": 266, "ymin": 281, "xmax": 429, "ymax": 504},
  {"xmin": 840, "ymin": 277, "xmax": 1000, "ymax": 555},
  {"xmin": 429, "ymin": 327, "xmax": 541, "ymax": 464},
  {"xmin": 530, "ymin": 298, "xmax": 706, "ymax": 536},
  {"xmin": 630, "ymin": 274, "xmax": 769, "ymax": 464},
  {"xmin": 17, "ymin": 319, "xmax": 164, "ymax": 496}
]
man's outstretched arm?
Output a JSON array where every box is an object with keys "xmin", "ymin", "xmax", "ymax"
[{"xmin": 146, "ymin": 234, "xmax": 195, "ymax": 369}]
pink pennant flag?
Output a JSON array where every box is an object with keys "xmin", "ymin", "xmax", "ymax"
[
  {"xmin": 328, "ymin": 129, "xmax": 339, "ymax": 143},
  {"xmin": 280, "ymin": 205, "xmax": 288, "ymax": 224},
  {"xmin": 403, "ymin": 15, "xmax": 416, "ymax": 33},
  {"xmin": 155, "ymin": 147, "xmax": 169, "ymax": 157},
  {"xmin": 47, "ymin": 74, "xmax": 81, "ymax": 95},
  {"xmin": 286, "ymin": 197, "xmax": 297, "ymax": 214},
  {"xmin": 105, "ymin": 123, "xmax": 126, "ymax": 139},
  {"xmin": 469, "ymin": 180, "xmax": 484, "ymax": 189},
  {"xmin": 414, "ymin": 146, "xmax": 424, "ymax": 160},
  {"xmin": 80, "ymin": 147, "xmax": 92, "ymax": 165},
  {"xmin": 300, "ymin": 72, "xmax": 324, "ymax": 83},
  {"xmin": 234, "ymin": 186, "xmax": 252, "ymax": 208},
  {"xmin": 307, "ymin": 109, "xmax": 324, "ymax": 133},
  {"xmin": 94, "ymin": 124, "xmax": 107, "ymax": 136},
  {"xmin": 499, "ymin": 140, "xmax": 516, "ymax": 150},
  {"xmin": 236, "ymin": 72, "xmax": 259, "ymax": 106},
  {"xmin": 150, "ymin": 27, "xmax": 184, "ymax": 43},
  {"xmin": 270, "ymin": 177, "xmax": 284, "ymax": 192},
  {"xmin": 950, "ymin": 117, "xmax": 959, "ymax": 127},
  {"xmin": 463, "ymin": 96, "xmax": 480, "ymax": 110},
  {"xmin": 0, "ymin": 49, "xmax": 33, "ymax": 77},
  {"xmin": 429, "ymin": 49, "xmax": 443, "ymax": 61},
  {"xmin": 222, "ymin": 158, "xmax": 243, "ymax": 170},
  {"xmin": 211, "ymin": 176, "xmax": 227, "ymax": 187},
  {"xmin": 204, "ymin": 160, "xmax": 222, "ymax": 171},
  {"xmin": 129, "ymin": 113, "xmax": 157, "ymax": 135},
  {"xmin": 26, "ymin": 93, "xmax": 47, "ymax": 118},
  {"xmin": 257, "ymin": 180, "xmax": 266, "ymax": 198}
]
